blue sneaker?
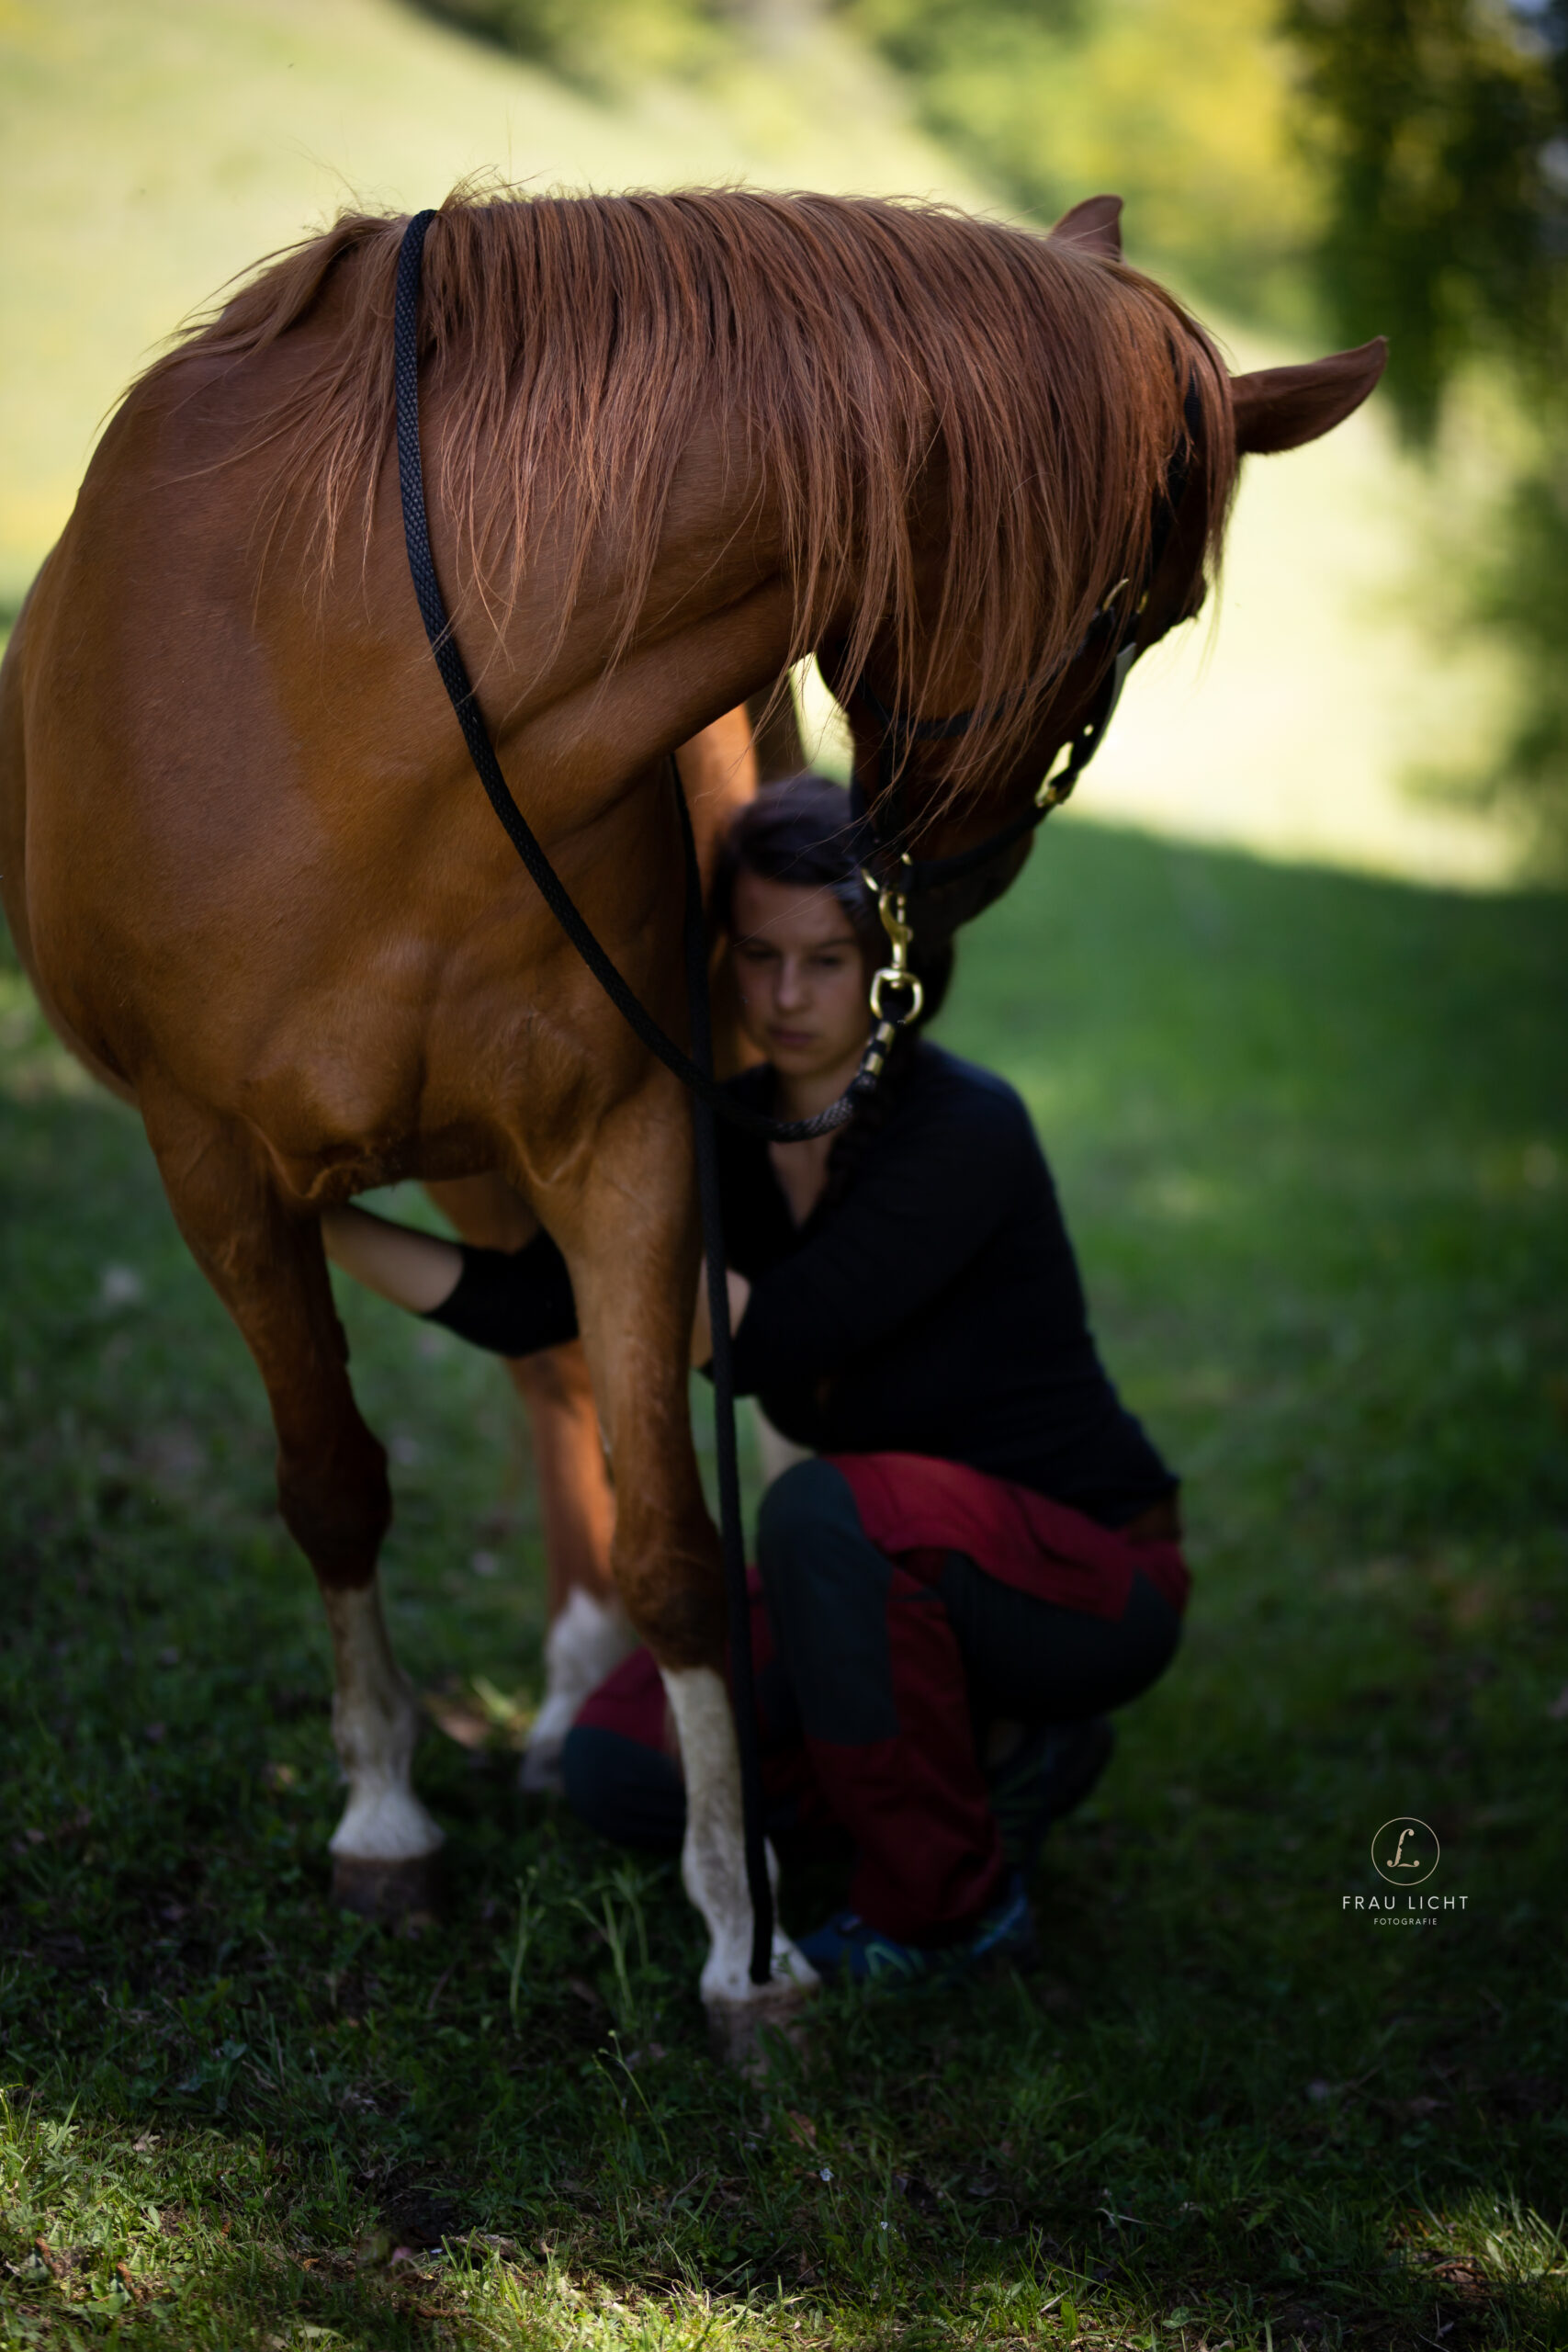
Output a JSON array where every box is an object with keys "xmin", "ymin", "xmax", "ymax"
[
  {"xmin": 795, "ymin": 1911, "xmax": 931, "ymax": 1987},
  {"xmin": 987, "ymin": 1717, "xmax": 1113, "ymax": 1870},
  {"xmin": 798, "ymin": 1869, "xmax": 1036, "ymax": 1989}
]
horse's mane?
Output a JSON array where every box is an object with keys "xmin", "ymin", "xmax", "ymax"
[{"xmin": 141, "ymin": 187, "xmax": 1235, "ymax": 787}]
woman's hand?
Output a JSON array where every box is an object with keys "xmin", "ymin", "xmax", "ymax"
[
  {"xmin": 321, "ymin": 1204, "xmax": 465, "ymax": 1315},
  {"xmin": 690, "ymin": 1268, "xmax": 751, "ymax": 1367}
]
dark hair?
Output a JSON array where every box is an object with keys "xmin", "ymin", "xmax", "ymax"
[{"xmin": 715, "ymin": 772, "xmax": 953, "ymax": 1027}]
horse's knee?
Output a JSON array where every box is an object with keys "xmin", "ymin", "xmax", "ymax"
[
  {"xmin": 615, "ymin": 1543, "xmax": 726, "ymax": 1673},
  {"xmin": 277, "ymin": 1420, "xmax": 390, "ymax": 1588}
]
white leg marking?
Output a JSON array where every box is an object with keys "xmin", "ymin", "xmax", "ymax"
[
  {"xmin": 321, "ymin": 1579, "xmax": 444, "ymax": 1861},
  {"xmin": 661, "ymin": 1664, "xmax": 817, "ymax": 2005},
  {"xmin": 521, "ymin": 1586, "xmax": 636, "ymax": 1793}
]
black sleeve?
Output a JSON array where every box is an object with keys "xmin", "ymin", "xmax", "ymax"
[
  {"xmin": 423, "ymin": 1233, "xmax": 579, "ymax": 1358},
  {"xmin": 728, "ymin": 1071, "xmax": 1032, "ymax": 1394}
]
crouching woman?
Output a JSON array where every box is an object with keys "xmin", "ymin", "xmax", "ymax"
[{"xmin": 323, "ymin": 774, "xmax": 1189, "ymax": 1984}]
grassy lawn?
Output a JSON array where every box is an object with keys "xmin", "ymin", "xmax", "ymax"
[{"xmin": 3, "ymin": 818, "xmax": 1566, "ymax": 2350}]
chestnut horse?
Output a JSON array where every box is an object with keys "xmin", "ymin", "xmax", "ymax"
[
  {"xmin": 434, "ymin": 686, "xmax": 805, "ymax": 1803},
  {"xmin": 0, "ymin": 186, "xmax": 1383, "ymax": 2050},
  {"xmin": 421, "ymin": 688, "xmax": 775, "ymax": 1799}
]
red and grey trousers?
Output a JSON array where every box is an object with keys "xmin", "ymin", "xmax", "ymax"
[{"xmin": 562, "ymin": 1453, "xmax": 1187, "ymax": 1944}]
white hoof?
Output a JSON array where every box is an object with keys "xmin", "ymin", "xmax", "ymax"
[
  {"xmin": 328, "ymin": 1779, "xmax": 445, "ymax": 1862},
  {"xmin": 659, "ymin": 1660, "xmax": 821, "ymax": 2065},
  {"xmin": 321, "ymin": 1579, "xmax": 445, "ymax": 1872},
  {"xmin": 699, "ymin": 1927, "xmax": 818, "ymax": 2009}
]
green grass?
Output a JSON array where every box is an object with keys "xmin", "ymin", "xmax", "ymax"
[{"xmin": 4, "ymin": 820, "xmax": 1567, "ymax": 2349}]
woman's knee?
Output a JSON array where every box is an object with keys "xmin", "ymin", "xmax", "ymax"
[
  {"xmin": 755, "ymin": 1458, "xmax": 872, "ymax": 1614},
  {"xmin": 756, "ymin": 1458, "xmax": 904, "ymax": 1744},
  {"xmin": 758, "ymin": 1456, "xmax": 854, "ymax": 1559}
]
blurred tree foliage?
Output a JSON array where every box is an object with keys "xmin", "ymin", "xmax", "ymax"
[
  {"xmin": 1286, "ymin": 0, "xmax": 1568, "ymax": 858},
  {"xmin": 420, "ymin": 0, "xmax": 725, "ymax": 92},
  {"xmin": 417, "ymin": 0, "xmax": 1568, "ymax": 859},
  {"xmin": 421, "ymin": 0, "xmax": 1325, "ymax": 323},
  {"xmin": 838, "ymin": 0, "xmax": 1323, "ymax": 324},
  {"xmin": 1286, "ymin": 0, "xmax": 1568, "ymax": 438},
  {"xmin": 1470, "ymin": 467, "xmax": 1568, "ymax": 841}
]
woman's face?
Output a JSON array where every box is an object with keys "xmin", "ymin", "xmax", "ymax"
[{"xmin": 730, "ymin": 870, "xmax": 873, "ymax": 1081}]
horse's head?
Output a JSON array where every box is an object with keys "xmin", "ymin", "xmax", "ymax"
[{"xmin": 826, "ymin": 194, "xmax": 1387, "ymax": 956}]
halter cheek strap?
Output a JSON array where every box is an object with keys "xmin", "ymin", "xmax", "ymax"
[{"xmin": 846, "ymin": 367, "xmax": 1203, "ymax": 955}]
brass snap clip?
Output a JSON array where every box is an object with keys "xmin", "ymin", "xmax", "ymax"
[{"xmin": 867, "ymin": 885, "xmax": 924, "ymax": 1024}]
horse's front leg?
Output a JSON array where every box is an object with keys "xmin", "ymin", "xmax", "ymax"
[
  {"xmin": 549, "ymin": 1090, "xmax": 817, "ymax": 2049},
  {"xmin": 424, "ymin": 1172, "xmax": 631, "ymax": 1790},
  {"xmin": 141, "ymin": 1084, "xmax": 442, "ymax": 1917}
]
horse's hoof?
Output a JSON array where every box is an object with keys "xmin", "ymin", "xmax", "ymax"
[
  {"xmin": 705, "ymin": 1981, "xmax": 816, "ymax": 2074},
  {"xmin": 331, "ymin": 1851, "xmax": 441, "ymax": 1924},
  {"xmin": 518, "ymin": 1736, "xmax": 566, "ymax": 1796}
]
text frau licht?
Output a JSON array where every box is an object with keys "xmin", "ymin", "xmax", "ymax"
[{"xmin": 1343, "ymin": 1895, "xmax": 1468, "ymax": 1909}]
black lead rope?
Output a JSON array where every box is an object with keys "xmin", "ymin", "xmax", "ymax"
[
  {"xmin": 675, "ymin": 784, "xmax": 774, "ymax": 1989},
  {"xmin": 394, "ymin": 208, "xmax": 777, "ymax": 1982}
]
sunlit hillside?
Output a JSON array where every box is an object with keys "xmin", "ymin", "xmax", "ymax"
[
  {"xmin": 1, "ymin": 0, "xmax": 1525, "ymax": 884},
  {"xmin": 0, "ymin": 0, "xmax": 976, "ymax": 598}
]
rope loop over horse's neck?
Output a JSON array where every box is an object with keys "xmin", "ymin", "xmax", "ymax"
[{"xmin": 394, "ymin": 207, "xmax": 807, "ymax": 1985}]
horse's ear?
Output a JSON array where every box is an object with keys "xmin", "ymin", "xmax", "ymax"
[
  {"xmin": 1049, "ymin": 195, "xmax": 1122, "ymax": 258},
  {"xmin": 1230, "ymin": 338, "xmax": 1388, "ymax": 455}
]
